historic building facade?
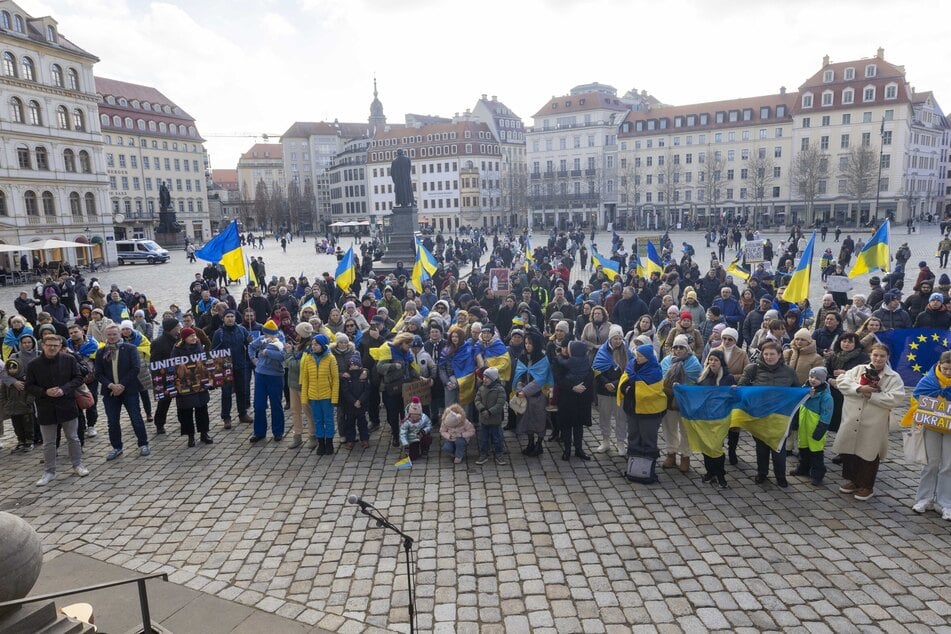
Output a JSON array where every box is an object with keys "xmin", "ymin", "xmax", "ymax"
[{"xmin": 0, "ymin": 0, "xmax": 112, "ymax": 266}]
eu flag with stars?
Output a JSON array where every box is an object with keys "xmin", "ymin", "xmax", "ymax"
[{"xmin": 875, "ymin": 328, "xmax": 951, "ymax": 386}]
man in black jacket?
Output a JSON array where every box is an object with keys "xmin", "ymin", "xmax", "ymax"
[
  {"xmin": 149, "ymin": 317, "xmax": 180, "ymax": 434},
  {"xmin": 95, "ymin": 324, "xmax": 150, "ymax": 460},
  {"xmin": 26, "ymin": 334, "xmax": 88, "ymax": 486}
]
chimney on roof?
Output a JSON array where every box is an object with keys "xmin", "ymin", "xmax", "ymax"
[
  {"xmin": 822, "ymin": 54, "xmax": 830, "ymax": 67},
  {"xmin": 481, "ymin": 94, "xmax": 487, "ymax": 101},
  {"xmin": 491, "ymin": 95, "xmax": 497, "ymax": 102},
  {"xmin": 876, "ymin": 47, "xmax": 885, "ymax": 60},
  {"xmin": 780, "ymin": 86, "xmax": 786, "ymax": 95}
]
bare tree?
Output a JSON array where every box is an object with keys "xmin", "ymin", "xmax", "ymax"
[
  {"xmin": 286, "ymin": 179, "xmax": 302, "ymax": 233},
  {"xmin": 840, "ymin": 144, "xmax": 878, "ymax": 225},
  {"xmin": 658, "ymin": 151, "xmax": 683, "ymax": 229},
  {"xmin": 269, "ymin": 181, "xmax": 287, "ymax": 231},
  {"xmin": 619, "ymin": 158, "xmax": 641, "ymax": 230},
  {"xmin": 302, "ymin": 178, "xmax": 317, "ymax": 232},
  {"xmin": 744, "ymin": 151, "xmax": 776, "ymax": 228},
  {"xmin": 697, "ymin": 151, "xmax": 725, "ymax": 226},
  {"xmin": 253, "ymin": 180, "xmax": 269, "ymax": 230},
  {"xmin": 501, "ymin": 165, "xmax": 528, "ymax": 227},
  {"xmin": 792, "ymin": 144, "xmax": 828, "ymax": 226}
]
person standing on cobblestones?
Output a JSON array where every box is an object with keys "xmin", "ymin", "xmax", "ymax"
[
  {"xmin": 95, "ymin": 324, "xmax": 150, "ymax": 460},
  {"xmin": 26, "ymin": 334, "xmax": 89, "ymax": 485},
  {"xmin": 248, "ymin": 319, "xmax": 286, "ymax": 443},
  {"xmin": 212, "ymin": 309, "xmax": 251, "ymax": 430},
  {"xmin": 174, "ymin": 328, "xmax": 213, "ymax": 448},
  {"xmin": 150, "ymin": 317, "xmax": 180, "ymax": 435},
  {"xmin": 906, "ymin": 351, "xmax": 951, "ymax": 520}
]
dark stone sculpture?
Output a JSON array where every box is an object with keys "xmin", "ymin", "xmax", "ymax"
[
  {"xmin": 391, "ymin": 149, "xmax": 414, "ymax": 208},
  {"xmin": 157, "ymin": 181, "xmax": 181, "ymax": 233}
]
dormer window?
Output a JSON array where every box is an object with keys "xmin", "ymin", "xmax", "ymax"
[
  {"xmin": 821, "ymin": 90, "xmax": 834, "ymax": 106},
  {"xmin": 579, "ymin": 98, "xmax": 585, "ymax": 105},
  {"xmin": 106, "ymin": 95, "xmax": 115, "ymax": 105},
  {"xmin": 119, "ymin": 98, "xmax": 127, "ymax": 107},
  {"xmin": 802, "ymin": 93, "xmax": 814, "ymax": 108},
  {"xmin": 842, "ymin": 88, "xmax": 854, "ymax": 104},
  {"xmin": 844, "ymin": 67, "xmax": 855, "ymax": 80},
  {"xmin": 13, "ymin": 14, "xmax": 23, "ymax": 33},
  {"xmin": 865, "ymin": 64, "xmax": 877, "ymax": 78},
  {"xmin": 823, "ymin": 70, "xmax": 834, "ymax": 82},
  {"xmin": 776, "ymin": 105, "xmax": 786, "ymax": 117},
  {"xmin": 45, "ymin": 25, "xmax": 56, "ymax": 43},
  {"xmin": 884, "ymin": 83, "xmax": 898, "ymax": 100},
  {"xmin": 863, "ymin": 86, "xmax": 876, "ymax": 102}
]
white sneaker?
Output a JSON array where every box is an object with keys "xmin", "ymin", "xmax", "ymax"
[
  {"xmin": 74, "ymin": 465, "xmax": 90, "ymax": 477},
  {"xmin": 594, "ymin": 442, "xmax": 610, "ymax": 453},
  {"xmin": 943, "ymin": 508, "xmax": 951, "ymax": 521},
  {"xmin": 912, "ymin": 500, "xmax": 932, "ymax": 514},
  {"xmin": 36, "ymin": 472, "xmax": 55, "ymax": 486},
  {"xmin": 86, "ymin": 427, "xmax": 98, "ymax": 438},
  {"xmin": 611, "ymin": 444, "xmax": 627, "ymax": 457}
]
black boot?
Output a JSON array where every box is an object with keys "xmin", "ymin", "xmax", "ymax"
[
  {"xmin": 200, "ymin": 433, "xmax": 213, "ymax": 445},
  {"xmin": 187, "ymin": 435, "xmax": 196, "ymax": 448},
  {"xmin": 522, "ymin": 440, "xmax": 535, "ymax": 455},
  {"xmin": 324, "ymin": 438, "xmax": 334, "ymax": 455},
  {"xmin": 316, "ymin": 438, "xmax": 326, "ymax": 455},
  {"xmin": 575, "ymin": 450, "xmax": 590, "ymax": 461},
  {"xmin": 561, "ymin": 447, "xmax": 571, "ymax": 461}
]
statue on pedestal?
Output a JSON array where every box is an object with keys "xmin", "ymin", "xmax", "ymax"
[
  {"xmin": 391, "ymin": 149, "xmax": 414, "ymax": 208},
  {"xmin": 157, "ymin": 181, "xmax": 181, "ymax": 233}
]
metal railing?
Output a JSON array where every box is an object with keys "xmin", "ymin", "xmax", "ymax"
[{"xmin": 0, "ymin": 571, "xmax": 169, "ymax": 634}]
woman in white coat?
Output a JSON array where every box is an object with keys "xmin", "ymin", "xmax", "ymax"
[{"xmin": 833, "ymin": 343, "xmax": 905, "ymax": 501}]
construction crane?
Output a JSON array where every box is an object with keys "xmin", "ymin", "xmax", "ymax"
[{"xmin": 202, "ymin": 132, "xmax": 283, "ymax": 142}]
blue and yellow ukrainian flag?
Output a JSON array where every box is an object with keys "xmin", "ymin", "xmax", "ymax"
[
  {"xmin": 674, "ymin": 385, "xmax": 810, "ymax": 456},
  {"xmin": 370, "ymin": 341, "xmax": 420, "ymax": 374},
  {"xmin": 411, "ymin": 239, "xmax": 438, "ymax": 293},
  {"xmin": 195, "ymin": 219, "xmax": 244, "ymax": 280},
  {"xmin": 335, "ymin": 246, "xmax": 357, "ymax": 292},
  {"xmin": 727, "ymin": 254, "xmax": 751, "ymax": 281},
  {"xmin": 246, "ymin": 254, "xmax": 259, "ymax": 287},
  {"xmin": 480, "ymin": 338, "xmax": 512, "ymax": 381},
  {"xmin": 451, "ymin": 340, "xmax": 477, "ymax": 405},
  {"xmin": 848, "ymin": 220, "xmax": 890, "ymax": 278},
  {"xmin": 524, "ymin": 237, "xmax": 534, "ymax": 271},
  {"xmin": 591, "ymin": 248, "xmax": 620, "ymax": 281},
  {"xmin": 783, "ymin": 230, "xmax": 816, "ymax": 303},
  {"xmin": 645, "ymin": 240, "xmax": 664, "ymax": 277}
]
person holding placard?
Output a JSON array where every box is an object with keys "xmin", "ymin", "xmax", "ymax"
[{"xmin": 904, "ymin": 351, "xmax": 951, "ymax": 520}]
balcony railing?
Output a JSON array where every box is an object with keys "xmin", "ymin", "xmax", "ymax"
[
  {"xmin": 27, "ymin": 214, "xmax": 57, "ymax": 225},
  {"xmin": 584, "ymin": 168, "xmax": 597, "ymax": 176},
  {"xmin": 570, "ymin": 170, "xmax": 583, "ymax": 177}
]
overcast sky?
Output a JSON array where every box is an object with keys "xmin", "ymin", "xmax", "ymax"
[{"xmin": 22, "ymin": 0, "xmax": 951, "ymax": 170}]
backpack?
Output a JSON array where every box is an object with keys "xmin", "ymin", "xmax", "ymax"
[
  {"xmin": 68, "ymin": 349, "xmax": 95, "ymax": 384},
  {"xmin": 625, "ymin": 455, "xmax": 657, "ymax": 484},
  {"xmin": 686, "ymin": 244, "xmax": 696, "ymax": 256}
]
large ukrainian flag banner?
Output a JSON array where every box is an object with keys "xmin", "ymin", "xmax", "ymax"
[
  {"xmin": 674, "ymin": 385, "xmax": 810, "ymax": 456},
  {"xmin": 335, "ymin": 246, "xmax": 357, "ymax": 292},
  {"xmin": 451, "ymin": 340, "xmax": 477, "ymax": 405},
  {"xmin": 645, "ymin": 240, "xmax": 664, "ymax": 277},
  {"xmin": 479, "ymin": 338, "xmax": 512, "ymax": 381},
  {"xmin": 196, "ymin": 220, "xmax": 245, "ymax": 281},
  {"xmin": 782, "ymin": 230, "xmax": 816, "ymax": 303}
]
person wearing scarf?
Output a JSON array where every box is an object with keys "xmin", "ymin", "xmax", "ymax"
[
  {"xmin": 902, "ymin": 351, "xmax": 951, "ymax": 519},
  {"xmin": 825, "ymin": 332, "xmax": 869, "ymax": 435},
  {"xmin": 284, "ymin": 322, "xmax": 315, "ymax": 449},
  {"xmin": 2, "ymin": 316, "xmax": 32, "ymax": 360},
  {"xmin": 374, "ymin": 332, "xmax": 424, "ymax": 447},
  {"xmin": 512, "ymin": 328, "xmax": 552, "ymax": 457},
  {"xmin": 711, "ymin": 327, "xmax": 746, "ymax": 382},
  {"xmin": 696, "ymin": 350, "xmax": 735, "ymax": 487},
  {"xmin": 593, "ymin": 325, "xmax": 630, "ymax": 456},
  {"xmin": 300, "ymin": 333, "xmax": 339, "ymax": 455},
  {"xmin": 617, "ymin": 344, "xmax": 667, "ymax": 482}
]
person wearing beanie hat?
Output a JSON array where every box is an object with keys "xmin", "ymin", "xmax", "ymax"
[
  {"xmin": 789, "ymin": 365, "xmax": 834, "ymax": 486},
  {"xmin": 282, "ymin": 320, "xmax": 316, "ymax": 449},
  {"xmin": 914, "ymin": 291, "xmax": 951, "ymax": 329},
  {"xmin": 663, "ymin": 312, "xmax": 704, "ymax": 360},
  {"xmin": 399, "ymin": 396, "xmax": 433, "ymax": 460},
  {"xmin": 331, "ymin": 332, "xmax": 356, "ymax": 387},
  {"xmin": 338, "ymin": 351, "xmax": 371, "ymax": 450},
  {"xmin": 872, "ymin": 289, "xmax": 912, "ymax": 331},
  {"xmin": 783, "ymin": 328, "xmax": 825, "ymax": 385},
  {"xmin": 474, "ymin": 363, "xmax": 508, "ymax": 465},
  {"xmin": 300, "ymin": 333, "xmax": 339, "ymax": 454},
  {"xmin": 659, "ymin": 332, "xmax": 703, "ymax": 473},
  {"xmin": 553, "ymin": 340, "xmax": 595, "ymax": 462},
  {"xmin": 440, "ymin": 403, "xmax": 476, "ymax": 464},
  {"xmin": 210, "ymin": 307, "xmax": 253, "ymax": 430},
  {"xmin": 248, "ymin": 315, "xmax": 287, "ymax": 443},
  {"xmin": 117, "ymin": 318, "xmax": 156, "ymax": 428},
  {"xmin": 591, "ymin": 324, "xmax": 630, "ymax": 455}
]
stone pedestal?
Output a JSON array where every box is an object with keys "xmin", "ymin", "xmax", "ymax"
[{"xmin": 379, "ymin": 205, "xmax": 418, "ymax": 272}]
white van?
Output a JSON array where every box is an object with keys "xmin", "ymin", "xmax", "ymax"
[{"xmin": 115, "ymin": 239, "xmax": 170, "ymax": 265}]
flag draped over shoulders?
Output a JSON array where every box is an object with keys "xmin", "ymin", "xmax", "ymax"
[
  {"xmin": 479, "ymin": 338, "xmax": 512, "ymax": 381},
  {"xmin": 449, "ymin": 340, "xmax": 477, "ymax": 405},
  {"xmin": 675, "ymin": 385, "xmax": 810, "ymax": 456},
  {"xmin": 512, "ymin": 355, "xmax": 553, "ymax": 393},
  {"xmin": 593, "ymin": 341, "xmax": 624, "ymax": 373}
]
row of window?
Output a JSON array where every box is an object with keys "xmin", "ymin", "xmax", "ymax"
[
  {"xmin": 16, "ymin": 146, "xmax": 93, "ymax": 173},
  {"xmin": 105, "ymin": 135, "xmax": 199, "ymax": 154},
  {"xmin": 802, "ymin": 84, "xmax": 898, "ymax": 108},
  {"xmin": 7, "ymin": 96, "xmax": 85, "ymax": 130},
  {"xmin": 102, "ymin": 95, "xmax": 176, "ymax": 115},
  {"xmin": 373, "ymin": 129, "xmax": 492, "ymax": 147},
  {"xmin": 0, "ymin": 190, "xmax": 97, "ymax": 217},
  {"xmin": 107, "ymin": 175, "xmax": 202, "ymax": 193},
  {"xmin": 100, "ymin": 114, "xmax": 197, "ymax": 138},
  {"xmin": 111, "ymin": 198, "xmax": 203, "ymax": 215},
  {"xmin": 822, "ymin": 65, "xmax": 877, "ymax": 83},
  {"xmin": 105, "ymin": 153, "xmax": 200, "ymax": 172},
  {"xmin": 2, "ymin": 52, "xmax": 79, "ymax": 89},
  {"xmin": 370, "ymin": 144, "xmax": 500, "ymax": 162}
]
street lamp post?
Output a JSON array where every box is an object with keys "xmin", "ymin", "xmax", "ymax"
[{"xmin": 874, "ymin": 117, "xmax": 885, "ymax": 223}]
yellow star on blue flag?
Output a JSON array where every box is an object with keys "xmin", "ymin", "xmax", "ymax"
[{"xmin": 877, "ymin": 328, "xmax": 951, "ymax": 386}]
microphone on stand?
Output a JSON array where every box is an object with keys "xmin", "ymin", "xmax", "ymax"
[{"xmin": 347, "ymin": 494, "xmax": 374, "ymax": 511}]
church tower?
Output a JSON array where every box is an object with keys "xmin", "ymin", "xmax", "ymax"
[{"xmin": 369, "ymin": 77, "xmax": 386, "ymax": 136}]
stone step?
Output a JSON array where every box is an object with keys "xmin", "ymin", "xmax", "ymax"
[{"xmin": 0, "ymin": 601, "xmax": 59, "ymax": 634}]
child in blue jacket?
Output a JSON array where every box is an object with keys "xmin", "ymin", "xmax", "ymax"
[{"xmin": 791, "ymin": 366, "xmax": 834, "ymax": 485}]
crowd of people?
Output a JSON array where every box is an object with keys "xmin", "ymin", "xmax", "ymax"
[{"xmin": 0, "ymin": 224, "xmax": 948, "ymax": 523}]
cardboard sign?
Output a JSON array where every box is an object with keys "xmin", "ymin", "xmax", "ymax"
[
  {"xmin": 744, "ymin": 240, "xmax": 765, "ymax": 263},
  {"xmin": 912, "ymin": 395, "xmax": 951, "ymax": 431},
  {"xmin": 489, "ymin": 268, "xmax": 510, "ymax": 292},
  {"xmin": 826, "ymin": 275, "xmax": 852, "ymax": 292},
  {"xmin": 150, "ymin": 349, "xmax": 233, "ymax": 400}
]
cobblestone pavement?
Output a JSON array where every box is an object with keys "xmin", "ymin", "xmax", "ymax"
[{"xmin": 1, "ymin": 228, "xmax": 950, "ymax": 632}]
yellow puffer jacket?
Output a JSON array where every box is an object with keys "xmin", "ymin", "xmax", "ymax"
[{"xmin": 299, "ymin": 350, "xmax": 339, "ymax": 405}]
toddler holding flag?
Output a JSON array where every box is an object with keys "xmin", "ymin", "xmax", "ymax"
[{"xmin": 790, "ymin": 367, "xmax": 833, "ymax": 485}]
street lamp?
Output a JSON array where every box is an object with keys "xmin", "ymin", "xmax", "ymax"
[{"xmin": 874, "ymin": 117, "xmax": 885, "ymax": 223}]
